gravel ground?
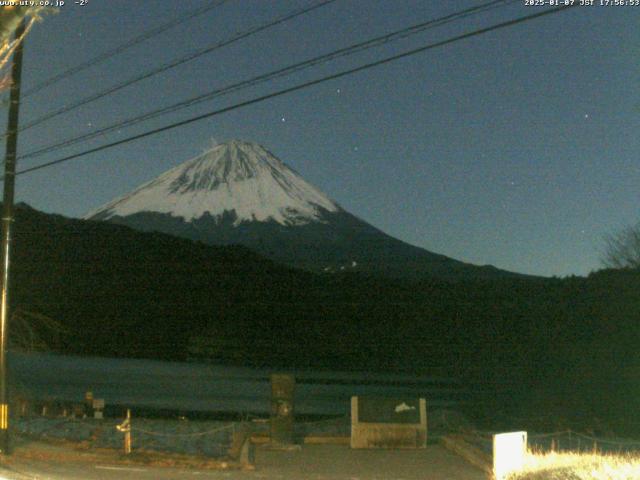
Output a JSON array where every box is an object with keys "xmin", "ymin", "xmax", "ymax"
[
  {"xmin": 252, "ymin": 443, "xmax": 486, "ymax": 480},
  {"xmin": 0, "ymin": 440, "xmax": 486, "ymax": 480},
  {"xmin": 2, "ymin": 412, "xmax": 485, "ymax": 479}
]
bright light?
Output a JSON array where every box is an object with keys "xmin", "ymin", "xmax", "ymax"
[{"xmin": 493, "ymin": 431, "xmax": 527, "ymax": 480}]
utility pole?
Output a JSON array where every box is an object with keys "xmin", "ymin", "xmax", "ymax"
[{"xmin": 0, "ymin": 18, "xmax": 26, "ymax": 455}]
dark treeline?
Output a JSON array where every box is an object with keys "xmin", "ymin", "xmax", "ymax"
[{"xmin": 7, "ymin": 204, "xmax": 640, "ymax": 434}]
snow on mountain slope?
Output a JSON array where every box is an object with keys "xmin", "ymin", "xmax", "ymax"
[
  {"xmin": 85, "ymin": 139, "xmax": 525, "ymax": 279},
  {"xmin": 85, "ymin": 140, "xmax": 340, "ymax": 226}
]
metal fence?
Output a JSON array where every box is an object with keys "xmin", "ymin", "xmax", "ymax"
[
  {"xmin": 12, "ymin": 407, "xmax": 352, "ymax": 459},
  {"xmin": 7, "ymin": 351, "xmax": 468, "ymax": 459},
  {"xmin": 455, "ymin": 428, "xmax": 640, "ymax": 457},
  {"xmin": 529, "ymin": 430, "xmax": 640, "ymax": 454},
  {"xmin": 14, "ymin": 414, "xmax": 239, "ymax": 458}
]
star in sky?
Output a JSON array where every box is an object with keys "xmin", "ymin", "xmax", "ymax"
[{"xmin": 15, "ymin": 0, "xmax": 638, "ymax": 278}]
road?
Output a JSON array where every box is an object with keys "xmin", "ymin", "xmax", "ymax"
[{"xmin": 0, "ymin": 444, "xmax": 486, "ymax": 480}]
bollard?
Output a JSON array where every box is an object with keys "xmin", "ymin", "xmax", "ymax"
[
  {"xmin": 84, "ymin": 391, "xmax": 94, "ymax": 418},
  {"xmin": 92, "ymin": 399, "xmax": 105, "ymax": 420}
]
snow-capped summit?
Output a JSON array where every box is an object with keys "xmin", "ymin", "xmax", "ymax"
[
  {"xmin": 86, "ymin": 140, "xmax": 340, "ymax": 226},
  {"xmin": 87, "ymin": 139, "xmax": 521, "ymax": 280}
]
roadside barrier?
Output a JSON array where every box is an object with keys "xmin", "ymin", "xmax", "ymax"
[
  {"xmin": 443, "ymin": 428, "xmax": 640, "ymax": 479},
  {"xmin": 529, "ymin": 429, "xmax": 640, "ymax": 454},
  {"xmin": 13, "ymin": 413, "xmax": 239, "ymax": 459},
  {"xmin": 13, "ymin": 408, "xmax": 351, "ymax": 460}
]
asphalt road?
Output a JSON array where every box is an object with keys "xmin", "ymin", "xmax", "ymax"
[{"xmin": 0, "ymin": 444, "xmax": 486, "ymax": 480}]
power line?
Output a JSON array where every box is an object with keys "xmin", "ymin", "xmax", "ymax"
[
  {"xmin": 12, "ymin": 5, "xmax": 576, "ymax": 179},
  {"xmin": 18, "ymin": 0, "xmax": 337, "ymax": 132},
  {"xmin": 19, "ymin": 0, "xmax": 516, "ymax": 162},
  {"xmin": 21, "ymin": 0, "xmax": 229, "ymax": 99}
]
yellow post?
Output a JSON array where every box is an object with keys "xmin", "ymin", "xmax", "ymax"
[
  {"xmin": 124, "ymin": 409, "xmax": 132, "ymax": 454},
  {"xmin": 117, "ymin": 409, "xmax": 132, "ymax": 454},
  {"xmin": 0, "ymin": 404, "xmax": 7, "ymax": 430}
]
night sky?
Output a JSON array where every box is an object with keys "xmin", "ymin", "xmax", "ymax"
[{"xmin": 4, "ymin": 0, "xmax": 638, "ymax": 277}]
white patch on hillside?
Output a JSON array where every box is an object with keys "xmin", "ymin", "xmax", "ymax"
[{"xmin": 85, "ymin": 140, "xmax": 340, "ymax": 226}]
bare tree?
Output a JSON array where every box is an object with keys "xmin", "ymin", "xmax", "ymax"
[
  {"xmin": 602, "ymin": 222, "xmax": 640, "ymax": 269},
  {"xmin": 0, "ymin": 7, "xmax": 47, "ymax": 94}
]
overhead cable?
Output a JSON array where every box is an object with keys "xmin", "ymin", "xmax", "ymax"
[{"xmin": 12, "ymin": 5, "xmax": 576, "ymax": 178}]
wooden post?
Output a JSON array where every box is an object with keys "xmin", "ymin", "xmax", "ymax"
[
  {"xmin": 270, "ymin": 374, "xmax": 295, "ymax": 446},
  {"xmin": 117, "ymin": 409, "xmax": 132, "ymax": 454},
  {"xmin": 124, "ymin": 409, "xmax": 132, "ymax": 454},
  {"xmin": 0, "ymin": 17, "xmax": 27, "ymax": 455},
  {"xmin": 84, "ymin": 391, "xmax": 93, "ymax": 418}
]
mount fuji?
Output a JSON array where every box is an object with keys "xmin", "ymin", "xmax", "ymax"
[{"xmin": 86, "ymin": 140, "xmax": 515, "ymax": 279}]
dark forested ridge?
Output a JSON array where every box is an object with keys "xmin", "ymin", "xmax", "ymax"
[
  {"xmin": 101, "ymin": 208, "xmax": 527, "ymax": 281},
  {"xmin": 7, "ymin": 204, "xmax": 640, "ymax": 434}
]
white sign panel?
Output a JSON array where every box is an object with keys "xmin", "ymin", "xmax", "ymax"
[{"xmin": 493, "ymin": 431, "xmax": 527, "ymax": 480}]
